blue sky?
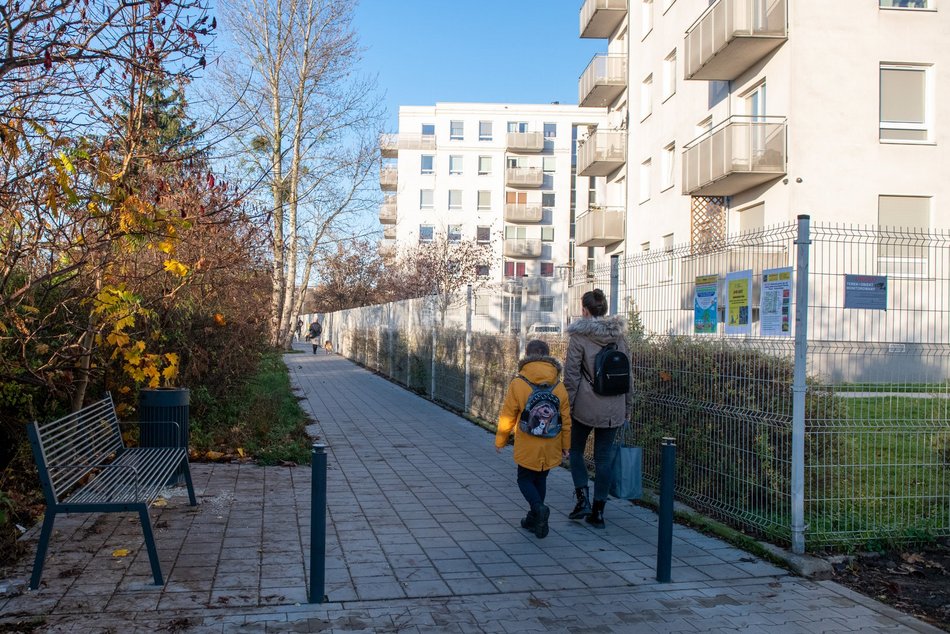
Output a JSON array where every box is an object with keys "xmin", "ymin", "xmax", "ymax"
[{"xmin": 353, "ymin": 1, "xmax": 604, "ymax": 131}]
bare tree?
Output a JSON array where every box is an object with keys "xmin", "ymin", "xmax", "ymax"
[{"xmin": 217, "ymin": 0, "xmax": 382, "ymax": 349}]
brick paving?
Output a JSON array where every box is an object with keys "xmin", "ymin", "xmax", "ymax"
[{"xmin": 0, "ymin": 348, "xmax": 942, "ymax": 632}]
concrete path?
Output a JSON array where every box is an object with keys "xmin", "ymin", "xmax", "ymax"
[{"xmin": 0, "ymin": 347, "xmax": 942, "ymax": 632}]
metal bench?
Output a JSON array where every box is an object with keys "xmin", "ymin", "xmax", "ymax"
[{"xmin": 26, "ymin": 392, "xmax": 197, "ymax": 589}]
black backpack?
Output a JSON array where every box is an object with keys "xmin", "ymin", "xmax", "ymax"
[
  {"xmin": 581, "ymin": 343, "xmax": 630, "ymax": 396},
  {"xmin": 516, "ymin": 376, "xmax": 563, "ymax": 438}
]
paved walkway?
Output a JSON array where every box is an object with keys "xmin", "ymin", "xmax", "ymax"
[{"xmin": 0, "ymin": 348, "xmax": 942, "ymax": 632}]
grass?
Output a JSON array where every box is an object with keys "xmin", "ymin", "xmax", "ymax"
[{"xmin": 834, "ymin": 382, "xmax": 950, "ymax": 394}]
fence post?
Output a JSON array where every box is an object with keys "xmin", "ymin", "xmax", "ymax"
[
  {"xmin": 791, "ymin": 214, "xmax": 811, "ymax": 555},
  {"xmin": 656, "ymin": 437, "xmax": 676, "ymax": 583},
  {"xmin": 609, "ymin": 255, "xmax": 620, "ymax": 315},
  {"xmin": 309, "ymin": 443, "xmax": 327, "ymax": 603},
  {"xmin": 464, "ymin": 284, "xmax": 472, "ymax": 414},
  {"xmin": 430, "ymin": 298, "xmax": 436, "ymax": 399}
]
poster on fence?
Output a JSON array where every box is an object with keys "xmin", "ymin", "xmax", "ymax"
[
  {"xmin": 844, "ymin": 275, "xmax": 887, "ymax": 310},
  {"xmin": 725, "ymin": 269, "xmax": 752, "ymax": 335},
  {"xmin": 760, "ymin": 267, "xmax": 793, "ymax": 337},
  {"xmin": 693, "ymin": 274, "xmax": 719, "ymax": 334}
]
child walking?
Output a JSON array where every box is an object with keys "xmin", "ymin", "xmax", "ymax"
[{"xmin": 495, "ymin": 340, "xmax": 571, "ymax": 539}]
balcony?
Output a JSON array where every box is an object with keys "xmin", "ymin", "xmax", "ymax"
[
  {"xmin": 383, "ymin": 226, "xmax": 396, "ymax": 240},
  {"xmin": 579, "ymin": 54, "xmax": 627, "ymax": 107},
  {"xmin": 504, "ymin": 239, "xmax": 543, "ymax": 259},
  {"xmin": 397, "ymin": 133, "xmax": 437, "ymax": 151},
  {"xmin": 506, "ymin": 131, "xmax": 544, "ymax": 153},
  {"xmin": 684, "ymin": 0, "xmax": 787, "ymax": 81},
  {"xmin": 379, "ymin": 133, "xmax": 399, "ymax": 158},
  {"xmin": 378, "ymin": 240, "xmax": 396, "ymax": 257},
  {"xmin": 682, "ymin": 116, "xmax": 786, "ymax": 196},
  {"xmin": 378, "ymin": 196, "xmax": 397, "ymax": 224},
  {"xmin": 504, "ymin": 203, "xmax": 543, "ymax": 223},
  {"xmin": 575, "ymin": 206, "xmax": 625, "ymax": 247},
  {"xmin": 577, "ymin": 129, "xmax": 626, "ymax": 177},
  {"xmin": 580, "ymin": 0, "xmax": 628, "ymax": 39},
  {"xmin": 379, "ymin": 166, "xmax": 397, "ymax": 191},
  {"xmin": 506, "ymin": 167, "xmax": 543, "ymax": 188}
]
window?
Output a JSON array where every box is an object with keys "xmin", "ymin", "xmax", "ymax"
[
  {"xmin": 639, "ymin": 159, "xmax": 651, "ymax": 203},
  {"xmin": 448, "ymin": 190, "xmax": 462, "ymax": 210},
  {"xmin": 588, "ymin": 177, "xmax": 597, "ymax": 206},
  {"xmin": 507, "ymin": 191, "xmax": 527, "ymax": 205},
  {"xmin": 505, "ymin": 226, "xmax": 527, "ymax": 240},
  {"xmin": 450, "ymin": 120, "xmax": 464, "ymax": 140},
  {"xmin": 475, "ymin": 265, "xmax": 490, "ymax": 280},
  {"xmin": 662, "ymin": 233, "xmax": 674, "ymax": 279},
  {"xmin": 880, "ymin": 65, "xmax": 931, "ymax": 142},
  {"xmin": 880, "ymin": 0, "xmax": 930, "ymax": 7},
  {"xmin": 541, "ymin": 227, "xmax": 554, "ymax": 242},
  {"xmin": 540, "ymin": 262, "xmax": 554, "ymax": 277},
  {"xmin": 539, "ymin": 296, "xmax": 555, "ymax": 312},
  {"xmin": 542, "ymin": 156, "xmax": 556, "ymax": 173},
  {"xmin": 586, "ymin": 247, "xmax": 595, "ymax": 278},
  {"xmin": 504, "ymin": 261, "xmax": 526, "ymax": 277},
  {"xmin": 419, "ymin": 225, "xmax": 434, "ymax": 242},
  {"xmin": 739, "ymin": 203, "xmax": 765, "ymax": 234},
  {"xmin": 448, "ymin": 224, "xmax": 462, "ymax": 242},
  {"xmin": 640, "ymin": 74, "xmax": 653, "ymax": 120},
  {"xmin": 543, "ymin": 122, "xmax": 557, "ymax": 138},
  {"xmin": 421, "ymin": 154, "xmax": 434, "ymax": 174},
  {"xmin": 641, "ymin": 241, "xmax": 651, "ymax": 252},
  {"xmin": 663, "ymin": 49, "xmax": 677, "ymax": 100},
  {"xmin": 474, "ymin": 293, "xmax": 490, "ymax": 313},
  {"xmin": 449, "ymin": 155, "xmax": 463, "ymax": 175},
  {"xmin": 478, "ymin": 155, "xmax": 492, "ymax": 175},
  {"xmin": 878, "ymin": 195, "xmax": 931, "ymax": 277},
  {"xmin": 661, "ymin": 142, "xmax": 675, "ymax": 191},
  {"xmin": 507, "ymin": 121, "xmax": 528, "ymax": 133},
  {"xmin": 421, "ymin": 123, "xmax": 435, "ymax": 136},
  {"xmin": 479, "ymin": 120, "xmax": 492, "ymax": 141},
  {"xmin": 477, "ymin": 190, "xmax": 491, "ymax": 210},
  {"xmin": 542, "ymin": 192, "xmax": 556, "ymax": 207},
  {"xmin": 420, "ymin": 189, "xmax": 434, "ymax": 209},
  {"xmin": 477, "ymin": 225, "xmax": 491, "ymax": 243},
  {"xmin": 641, "ymin": 0, "xmax": 653, "ymax": 38}
]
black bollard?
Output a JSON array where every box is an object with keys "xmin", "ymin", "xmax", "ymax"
[
  {"xmin": 656, "ymin": 437, "xmax": 676, "ymax": 583},
  {"xmin": 309, "ymin": 443, "xmax": 327, "ymax": 603}
]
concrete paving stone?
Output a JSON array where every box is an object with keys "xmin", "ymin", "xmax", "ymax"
[
  {"xmin": 477, "ymin": 562, "xmax": 527, "ymax": 577},
  {"xmin": 353, "ymin": 578, "xmax": 406, "ymax": 601},
  {"xmin": 421, "ymin": 546, "xmax": 468, "ymax": 560},
  {"xmin": 443, "ymin": 576, "xmax": 497, "ymax": 595},
  {"xmin": 490, "ymin": 575, "xmax": 543, "ymax": 593},
  {"xmin": 347, "ymin": 561, "xmax": 394, "ymax": 578},
  {"xmin": 400, "ymin": 579, "xmax": 453, "ymax": 598},
  {"xmin": 509, "ymin": 552, "xmax": 559, "ymax": 568},
  {"xmin": 532, "ymin": 574, "xmax": 589, "ymax": 591}
]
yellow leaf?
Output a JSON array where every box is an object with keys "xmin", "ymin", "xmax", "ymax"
[
  {"xmin": 158, "ymin": 241, "xmax": 174, "ymax": 254},
  {"xmin": 152, "ymin": 498, "xmax": 167, "ymax": 508},
  {"xmin": 237, "ymin": 448, "xmax": 245, "ymax": 458},
  {"xmin": 112, "ymin": 549, "xmax": 130, "ymax": 558},
  {"xmin": 206, "ymin": 450, "xmax": 224, "ymax": 461},
  {"xmin": 163, "ymin": 259, "xmax": 189, "ymax": 278}
]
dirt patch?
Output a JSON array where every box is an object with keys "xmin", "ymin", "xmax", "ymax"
[{"xmin": 830, "ymin": 538, "xmax": 950, "ymax": 632}]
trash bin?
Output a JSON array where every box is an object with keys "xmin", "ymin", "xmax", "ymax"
[{"xmin": 139, "ymin": 387, "xmax": 190, "ymax": 485}]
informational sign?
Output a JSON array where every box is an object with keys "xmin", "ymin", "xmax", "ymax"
[
  {"xmin": 844, "ymin": 275, "xmax": 887, "ymax": 310},
  {"xmin": 725, "ymin": 269, "xmax": 752, "ymax": 335},
  {"xmin": 760, "ymin": 267, "xmax": 793, "ymax": 337},
  {"xmin": 693, "ymin": 274, "xmax": 719, "ymax": 334}
]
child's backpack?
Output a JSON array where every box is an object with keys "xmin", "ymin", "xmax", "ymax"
[
  {"xmin": 516, "ymin": 376, "xmax": 562, "ymax": 438},
  {"xmin": 581, "ymin": 342, "xmax": 630, "ymax": 396}
]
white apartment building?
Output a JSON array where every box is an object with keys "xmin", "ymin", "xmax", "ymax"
[
  {"xmin": 378, "ymin": 103, "xmax": 607, "ymax": 330},
  {"xmin": 610, "ymin": 0, "xmax": 950, "ymax": 250}
]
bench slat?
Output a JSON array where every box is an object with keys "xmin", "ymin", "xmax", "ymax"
[{"xmin": 64, "ymin": 448, "xmax": 186, "ymax": 505}]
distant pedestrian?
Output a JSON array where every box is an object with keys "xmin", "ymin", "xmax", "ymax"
[
  {"xmin": 294, "ymin": 319, "xmax": 303, "ymax": 342},
  {"xmin": 563, "ymin": 289, "xmax": 633, "ymax": 529},
  {"xmin": 308, "ymin": 321, "xmax": 322, "ymax": 354},
  {"xmin": 495, "ymin": 340, "xmax": 571, "ymax": 539}
]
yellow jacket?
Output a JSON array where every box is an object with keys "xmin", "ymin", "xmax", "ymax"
[{"xmin": 495, "ymin": 355, "xmax": 572, "ymax": 472}]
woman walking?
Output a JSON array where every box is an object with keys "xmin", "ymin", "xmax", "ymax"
[{"xmin": 563, "ymin": 289, "xmax": 633, "ymax": 528}]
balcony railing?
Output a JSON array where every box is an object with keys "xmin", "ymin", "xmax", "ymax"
[
  {"xmin": 397, "ymin": 134, "xmax": 437, "ymax": 151},
  {"xmin": 379, "ymin": 133, "xmax": 399, "ymax": 158},
  {"xmin": 504, "ymin": 203, "xmax": 543, "ymax": 223},
  {"xmin": 505, "ymin": 167, "xmax": 543, "ymax": 188},
  {"xmin": 684, "ymin": 0, "xmax": 787, "ymax": 81},
  {"xmin": 383, "ymin": 226, "xmax": 396, "ymax": 240},
  {"xmin": 379, "ymin": 166, "xmax": 397, "ymax": 191},
  {"xmin": 503, "ymin": 239, "xmax": 543, "ymax": 259},
  {"xmin": 378, "ymin": 239, "xmax": 396, "ymax": 257},
  {"xmin": 378, "ymin": 196, "xmax": 397, "ymax": 224},
  {"xmin": 577, "ymin": 129, "xmax": 626, "ymax": 177},
  {"xmin": 580, "ymin": 0, "xmax": 628, "ymax": 38},
  {"xmin": 506, "ymin": 131, "xmax": 544, "ymax": 153},
  {"xmin": 579, "ymin": 54, "xmax": 627, "ymax": 107},
  {"xmin": 682, "ymin": 115, "xmax": 786, "ymax": 196},
  {"xmin": 575, "ymin": 206, "xmax": 625, "ymax": 247}
]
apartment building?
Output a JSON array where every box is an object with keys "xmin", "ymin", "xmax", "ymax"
[
  {"xmin": 618, "ymin": 0, "xmax": 950, "ymax": 250},
  {"xmin": 378, "ymin": 103, "xmax": 607, "ymax": 330}
]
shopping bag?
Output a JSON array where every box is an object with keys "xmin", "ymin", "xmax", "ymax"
[{"xmin": 610, "ymin": 437, "xmax": 643, "ymax": 500}]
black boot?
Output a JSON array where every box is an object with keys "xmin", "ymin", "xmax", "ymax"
[
  {"xmin": 569, "ymin": 487, "xmax": 591, "ymax": 520},
  {"xmin": 586, "ymin": 500, "xmax": 606, "ymax": 529},
  {"xmin": 533, "ymin": 503, "xmax": 550, "ymax": 539},
  {"xmin": 520, "ymin": 510, "xmax": 537, "ymax": 531}
]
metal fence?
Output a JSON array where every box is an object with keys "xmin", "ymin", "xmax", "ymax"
[{"xmin": 315, "ymin": 218, "xmax": 950, "ymax": 550}]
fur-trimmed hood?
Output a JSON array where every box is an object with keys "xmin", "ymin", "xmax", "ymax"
[
  {"xmin": 517, "ymin": 354, "xmax": 562, "ymax": 373},
  {"xmin": 566, "ymin": 316, "xmax": 627, "ymax": 346},
  {"xmin": 517, "ymin": 355, "xmax": 562, "ymax": 386}
]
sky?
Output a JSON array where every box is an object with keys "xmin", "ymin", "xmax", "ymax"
[{"xmin": 352, "ymin": 0, "xmax": 604, "ymax": 132}]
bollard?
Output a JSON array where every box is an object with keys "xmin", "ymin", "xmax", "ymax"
[
  {"xmin": 656, "ymin": 437, "xmax": 676, "ymax": 583},
  {"xmin": 309, "ymin": 443, "xmax": 327, "ymax": 603}
]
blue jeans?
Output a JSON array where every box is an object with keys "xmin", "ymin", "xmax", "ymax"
[
  {"xmin": 517, "ymin": 466, "xmax": 548, "ymax": 509},
  {"xmin": 570, "ymin": 421, "xmax": 619, "ymax": 502}
]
